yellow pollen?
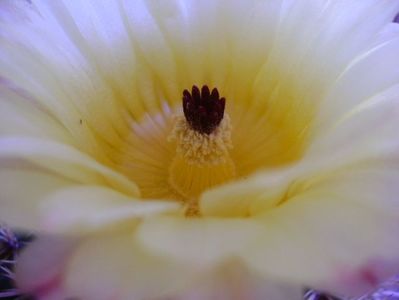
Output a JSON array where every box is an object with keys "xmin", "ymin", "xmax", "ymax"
[
  {"xmin": 168, "ymin": 114, "xmax": 236, "ymax": 201},
  {"xmin": 168, "ymin": 115, "xmax": 233, "ymax": 165}
]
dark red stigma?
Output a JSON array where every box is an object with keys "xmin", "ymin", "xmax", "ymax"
[{"xmin": 182, "ymin": 85, "xmax": 226, "ymax": 135}]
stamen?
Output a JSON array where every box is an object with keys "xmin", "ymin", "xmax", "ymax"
[
  {"xmin": 169, "ymin": 115, "xmax": 233, "ymax": 165},
  {"xmin": 168, "ymin": 86, "xmax": 235, "ymax": 201}
]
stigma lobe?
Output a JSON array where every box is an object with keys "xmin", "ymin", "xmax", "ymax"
[{"xmin": 182, "ymin": 85, "xmax": 225, "ymax": 135}]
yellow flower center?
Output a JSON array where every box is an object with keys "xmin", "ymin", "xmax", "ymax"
[
  {"xmin": 106, "ymin": 79, "xmax": 312, "ymax": 215},
  {"xmin": 168, "ymin": 115, "xmax": 233, "ymax": 166},
  {"xmin": 167, "ymin": 85, "xmax": 236, "ymax": 201},
  {"xmin": 77, "ymin": 58, "xmax": 316, "ymax": 217}
]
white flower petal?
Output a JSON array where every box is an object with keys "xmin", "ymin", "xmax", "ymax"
[
  {"xmin": 0, "ymin": 168, "xmax": 72, "ymax": 230},
  {"xmin": 374, "ymin": 22, "xmax": 399, "ymax": 45},
  {"xmin": 4, "ymin": 0, "xmax": 397, "ymax": 118},
  {"xmin": 0, "ymin": 137, "xmax": 139, "ymax": 196},
  {"xmin": 137, "ymin": 217, "xmax": 261, "ymax": 267},
  {"xmin": 0, "ymin": 0, "xmax": 31, "ymax": 23},
  {"xmin": 315, "ymin": 37, "xmax": 399, "ymax": 132},
  {"xmin": 1, "ymin": 2, "xmax": 134, "ymax": 160},
  {"xmin": 63, "ymin": 230, "xmax": 199, "ymax": 300},
  {"xmin": 172, "ymin": 262, "xmax": 303, "ymax": 300},
  {"xmin": 139, "ymin": 155, "xmax": 399, "ymax": 297},
  {"xmin": 40, "ymin": 185, "xmax": 179, "ymax": 233},
  {"xmin": 17, "ymin": 232, "xmax": 303, "ymax": 300},
  {"xmin": 252, "ymin": 0, "xmax": 399, "ymax": 108},
  {"xmin": 308, "ymin": 84, "xmax": 399, "ymax": 165},
  {"xmin": 0, "ymin": 80, "xmax": 71, "ymax": 142},
  {"xmin": 139, "ymin": 167, "xmax": 399, "ymax": 297},
  {"xmin": 243, "ymin": 166, "xmax": 399, "ymax": 297},
  {"xmin": 199, "ymin": 168, "xmax": 297, "ymax": 217}
]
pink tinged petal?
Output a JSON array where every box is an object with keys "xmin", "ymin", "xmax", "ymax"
[
  {"xmin": 40, "ymin": 185, "xmax": 180, "ymax": 234},
  {"xmin": 297, "ymin": 164, "xmax": 399, "ymax": 296},
  {"xmin": 38, "ymin": 287, "xmax": 69, "ymax": 300},
  {"xmin": 323, "ymin": 259, "xmax": 399, "ymax": 297},
  {"xmin": 15, "ymin": 236, "xmax": 77, "ymax": 299}
]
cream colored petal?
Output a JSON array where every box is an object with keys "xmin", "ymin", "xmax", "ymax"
[
  {"xmin": 0, "ymin": 0, "xmax": 142, "ymax": 132},
  {"xmin": 173, "ymin": 262, "xmax": 302, "ymax": 300},
  {"xmin": 199, "ymin": 168, "xmax": 297, "ymax": 217},
  {"xmin": 315, "ymin": 36, "xmax": 399, "ymax": 132},
  {"xmin": 229, "ymin": 0, "xmax": 399, "ymax": 177},
  {"xmin": 201, "ymin": 150, "xmax": 339, "ymax": 218},
  {"xmin": 139, "ymin": 155, "xmax": 399, "ymax": 298},
  {"xmin": 195, "ymin": 82, "xmax": 399, "ymax": 296},
  {"xmin": 0, "ymin": 168, "xmax": 73, "ymax": 230},
  {"xmin": 0, "ymin": 80, "xmax": 71, "ymax": 142},
  {"xmin": 242, "ymin": 163, "xmax": 399, "ymax": 298},
  {"xmin": 137, "ymin": 217, "xmax": 261, "ymax": 267},
  {"xmin": 307, "ymin": 84, "xmax": 399, "ymax": 165},
  {"xmin": 0, "ymin": 137, "xmax": 139, "ymax": 196},
  {"xmin": 63, "ymin": 230, "xmax": 200, "ymax": 300},
  {"xmin": 251, "ymin": 0, "xmax": 399, "ymax": 108},
  {"xmin": 17, "ymin": 233, "xmax": 303, "ymax": 300},
  {"xmin": 40, "ymin": 0, "xmax": 150, "ymax": 123},
  {"xmin": 121, "ymin": 0, "xmax": 284, "ymax": 98},
  {"xmin": 242, "ymin": 1, "xmax": 399, "ymax": 174},
  {"xmin": 140, "ymin": 162, "xmax": 399, "ymax": 298},
  {"xmin": 0, "ymin": 150, "xmax": 160, "ymax": 235},
  {"xmin": 41, "ymin": 0, "xmax": 136, "ymax": 78},
  {"xmin": 2, "ymin": 0, "xmax": 398, "ymax": 183},
  {"xmin": 0, "ymin": 1, "xmax": 134, "ymax": 164},
  {"xmin": 299, "ymin": 163, "xmax": 399, "ymax": 297},
  {"xmin": 0, "ymin": 39, "xmax": 131, "ymax": 165},
  {"xmin": 118, "ymin": 0, "xmax": 182, "ymax": 108},
  {"xmin": 4, "ymin": 0, "xmax": 395, "ymax": 123},
  {"xmin": 40, "ymin": 185, "xmax": 179, "ymax": 234}
]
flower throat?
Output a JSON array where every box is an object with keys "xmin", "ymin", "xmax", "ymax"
[{"xmin": 168, "ymin": 85, "xmax": 236, "ymax": 203}]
